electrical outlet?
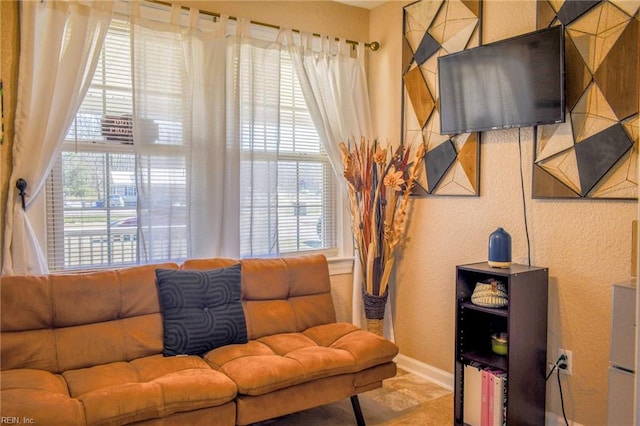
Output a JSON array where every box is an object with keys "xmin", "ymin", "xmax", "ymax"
[{"xmin": 558, "ymin": 349, "xmax": 572, "ymax": 375}]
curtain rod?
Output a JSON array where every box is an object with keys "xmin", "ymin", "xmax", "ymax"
[{"xmin": 148, "ymin": 0, "xmax": 380, "ymax": 51}]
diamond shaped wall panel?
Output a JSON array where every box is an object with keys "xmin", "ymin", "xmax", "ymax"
[
  {"xmin": 589, "ymin": 148, "xmax": 637, "ymax": 198},
  {"xmin": 434, "ymin": 161, "xmax": 477, "ymax": 195},
  {"xmin": 404, "ymin": 65, "xmax": 435, "ymax": 129},
  {"xmin": 532, "ymin": 165, "xmax": 581, "ymax": 198},
  {"xmin": 536, "ymin": 112, "xmax": 575, "ymax": 162},
  {"xmin": 564, "ymin": 33, "xmax": 592, "ymax": 112},
  {"xmin": 414, "ymin": 32, "xmax": 441, "ymax": 65},
  {"xmin": 571, "ymin": 84, "xmax": 619, "ymax": 142},
  {"xmin": 455, "ymin": 132, "xmax": 479, "ymax": 193},
  {"xmin": 567, "ymin": 2, "xmax": 630, "ymax": 74},
  {"xmin": 538, "ymin": 149, "xmax": 582, "ymax": 194},
  {"xmin": 429, "ymin": 0, "xmax": 478, "ymax": 54},
  {"xmin": 425, "ymin": 139, "xmax": 457, "ymax": 192},
  {"xmin": 441, "ymin": 19, "xmax": 478, "ymax": 53},
  {"xmin": 574, "ymin": 123, "xmax": 633, "ymax": 196},
  {"xmin": 593, "ymin": 17, "xmax": 638, "ymax": 121},
  {"xmin": 404, "ymin": 0, "xmax": 443, "ymax": 49},
  {"xmin": 557, "ymin": 0, "xmax": 600, "ymax": 25}
]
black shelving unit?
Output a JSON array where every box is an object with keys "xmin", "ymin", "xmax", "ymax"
[{"xmin": 454, "ymin": 262, "xmax": 548, "ymax": 426}]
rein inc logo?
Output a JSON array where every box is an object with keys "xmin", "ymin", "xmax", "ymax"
[{"xmin": 1, "ymin": 418, "xmax": 35, "ymax": 424}]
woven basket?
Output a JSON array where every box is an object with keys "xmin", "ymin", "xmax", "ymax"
[
  {"xmin": 471, "ymin": 279, "xmax": 508, "ymax": 308},
  {"xmin": 362, "ymin": 290, "xmax": 388, "ymax": 320}
]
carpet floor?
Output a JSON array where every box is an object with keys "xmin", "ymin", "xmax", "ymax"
[{"xmin": 251, "ymin": 371, "xmax": 453, "ymax": 425}]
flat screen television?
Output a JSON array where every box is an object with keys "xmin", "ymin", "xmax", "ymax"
[{"xmin": 438, "ymin": 25, "xmax": 565, "ymax": 135}]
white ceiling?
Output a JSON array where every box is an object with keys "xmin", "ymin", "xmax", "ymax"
[{"xmin": 334, "ymin": 1, "xmax": 386, "ymax": 9}]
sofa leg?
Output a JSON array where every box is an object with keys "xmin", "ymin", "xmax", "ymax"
[{"xmin": 350, "ymin": 395, "xmax": 366, "ymax": 426}]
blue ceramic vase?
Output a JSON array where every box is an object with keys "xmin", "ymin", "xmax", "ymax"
[{"xmin": 488, "ymin": 227, "xmax": 512, "ymax": 268}]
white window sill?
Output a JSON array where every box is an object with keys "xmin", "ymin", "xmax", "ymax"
[{"xmin": 327, "ymin": 256, "xmax": 354, "ymax": 276}]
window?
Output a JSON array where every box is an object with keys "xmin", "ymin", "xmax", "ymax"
[
  {"xmin": 237, "ymin": 49, "xmax": 336, "ymax": 257},
  {"xmin": 46, "ymin": 13, "xmax": 338, "ymax": 271}
]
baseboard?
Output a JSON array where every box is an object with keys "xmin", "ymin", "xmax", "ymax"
[
  {"xmin": 394, "ymin": 354, "xmax": 583, "ymax": 426},
  {"xmin": 394, "ymin": 353, "xmax": 454, "ymax": 391},
  {"xmin": 545, "ymin": 412, "xmax": 584, "ymax": 426}
]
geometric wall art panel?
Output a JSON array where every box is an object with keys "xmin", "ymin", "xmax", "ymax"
[
  {"xmin": 424, "ymin": 138, "xmax": 457, "ymax": 192},
  {"xmin": 564, "ymin": 33, "xmax": 593, "ymax": 111},
  {"xmin": 574, "ymin": 123, "xmax": 633, "ymax": 196},
  {"xmin": 556, "ymin": 0, "xmax": 601, "ymax": 26},
  {"xmin": 593, "ymin": 17, "xmax": 638, "ymax": 120},
  {"xmin": 402, "ymin": 0, "xmax": 481, "ymax": 196},
  {"xmin": 534, "ymin": 0, "xmax": 639, "ymax": 199},
  {"xmin": 435, "ymin": 132, "xmax": 479, "ymax": 195},
  {"xmin": 610, "ymin": 0, "xmax": 640, "ymax": 16},
  {"xmin": 404, "ymin": 65, "xmax": 435, "ymax": 129},
  {"xmin": 566, "ymin": 1, "xmax": 630, "ymax": 74}
]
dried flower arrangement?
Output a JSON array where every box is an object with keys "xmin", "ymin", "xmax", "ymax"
[{"xmin": 339, "ymin": 138, "xmax": 425, "ymax": 323}]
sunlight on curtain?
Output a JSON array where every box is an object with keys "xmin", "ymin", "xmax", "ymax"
[
  {"xmin": 2, "ymin": 1, "xmax": 112, "ymax": 275},
  {"xmin": 131, "ymin": 6, "xmax": 189, "ymax": 263},
  {"xmin": 282, "ymin": 32, "xmax": 392, "ymax": 338},
  {"xmin": 229, "ymin": 22, "xmax": 284, "ymax": 257},
  {"xmin": 132, "ymin": 6, "xmax": 296, "ymax": 262},
  {"xmin": 131, "ymin": 5, "xmax": 236, "ymax": 262}
]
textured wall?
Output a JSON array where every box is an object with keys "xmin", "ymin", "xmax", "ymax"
[
  {"xmin": 370, "ymin": 1, "xmax": 638, "ymax": 424},
  {"xmin": 174, "ymin": 0, "xmax": 370, "ymax": 43},
  {"xmin": 330, "ymin": 273, "xmax": 354, "ymax": 324}
]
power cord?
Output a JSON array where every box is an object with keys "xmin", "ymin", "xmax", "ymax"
[
  {"xmin": 518, "ymin": 128, "xmax": 532, "ymax": 266},
  {"xmin": 546, "ymin": 354, "xmax": 569, "ymax": 425}
]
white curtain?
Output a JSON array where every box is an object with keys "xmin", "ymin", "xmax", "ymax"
[
  {"xmin": 283, "ymin": 32, "xmax": 373, "ymax": 172},
  {"xmin": 132, "ymin": 8, "xmax": 289, "ymax": 261},
  {"xmin": 131, "ymin": 5, "xmax": 237, "ymax": 262},
  {"xmin": 2, "ymin": 1, "xmax": 112, "ymax": 275},
  {"xmin": 282, "ymin": 32, "xmax": 394, "ymax": 339},
  {"xmin": 230, "ymin": 22, "xmax": 285, "ymax": 257}
]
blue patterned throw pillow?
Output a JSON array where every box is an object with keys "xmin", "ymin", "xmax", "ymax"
[{"xmin": 155, "ymin": 264, "xmax": 247, "ymax": 356}]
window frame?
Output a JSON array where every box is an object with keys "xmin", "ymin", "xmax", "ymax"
[{"xmin": 45, "ymin": 11, "xmax": 350, "ymax": 272}]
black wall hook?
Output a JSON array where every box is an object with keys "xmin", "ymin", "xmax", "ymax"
[{"xmin": 16, "ymin": 178, "xmax": 27, "ymax": 210}]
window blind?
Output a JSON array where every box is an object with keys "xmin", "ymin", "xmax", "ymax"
[{"xmin": 47, "ymin": 9, "xmax": 338, "ymax": 271}]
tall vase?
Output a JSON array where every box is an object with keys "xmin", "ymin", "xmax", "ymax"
[{"xmin": 362, "ymin": 289, "xmax": 388, "ymax": 336}]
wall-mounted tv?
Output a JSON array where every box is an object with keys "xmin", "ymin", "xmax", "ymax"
[{"xmin": 438, "ymin": 25, "xmax": 565, "ymax": 135}]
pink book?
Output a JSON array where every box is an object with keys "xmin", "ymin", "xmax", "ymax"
[
  {"xmin": 481, "ymin": 369, "xmax": 490, "ymax": 426},
  {"xmin": 487, "ymin": 372, "xmax": 496, "ymax": 425}
]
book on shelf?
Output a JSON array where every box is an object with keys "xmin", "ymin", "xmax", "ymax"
[
  {"xmin": 464, "ymin": 364, "xmax": 483, "ymax": 426},
  {"xmin": 464, "ymin": 365, "xmax": 507, "ymax": 426},
  {"xmin": 489, "ymin": 369, "xmax": 507, "ymax": 426}
]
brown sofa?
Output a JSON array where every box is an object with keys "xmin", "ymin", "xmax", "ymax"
[{"xmin": 1, "ymin": 254, "xmax": 398, "ymax": 425}]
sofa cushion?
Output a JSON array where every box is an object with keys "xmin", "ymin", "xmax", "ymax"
[
  {"xmin": 63, "ymin": 354, "xmax": 237, "ymax": 425},
  {"xmin": 203, "ymin": 322, "xmax": 399, "ymax": 396},
  {"xmin": 0, "ymin": 369, "xmax": 85, "ymax": 425},
  {"xmin": 1, "ymin": 263, "xmax": 177, "ymax": 373},
  {"xmin": 182, "ymin": 255, "xmax": 338, "ymax": 340},
  {"xmin": 156, "ymin": 265, "xmax": 247, "ymax": 356}
]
